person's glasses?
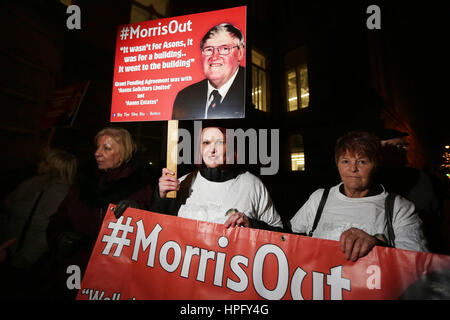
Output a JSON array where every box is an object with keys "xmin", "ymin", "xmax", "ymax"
[{"xmin": 202, "ymin": 45, "xmax": 239, "ymax": 56}]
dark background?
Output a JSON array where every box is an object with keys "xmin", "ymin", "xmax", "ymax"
[{"xmin": 1, "ymin": 0, "xmax": 449, "ymax": 244}]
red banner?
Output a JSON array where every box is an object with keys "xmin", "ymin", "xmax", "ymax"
[
  {"xmin": 110, "ymin": 6, "xmax": 246, "ymax": 122},
  {"xmin": 77, "ymin": 206, "xmax": 450, "ymax": 300}
]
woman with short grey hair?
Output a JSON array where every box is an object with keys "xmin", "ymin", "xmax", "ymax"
[{"xmin": 290, "ymin": 131, "xmax": 427, "ymax": 262}]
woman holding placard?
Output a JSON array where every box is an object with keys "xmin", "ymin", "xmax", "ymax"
[{"xmin": 153, "ymin": 124, "xmax": 283, "ymax": 231}]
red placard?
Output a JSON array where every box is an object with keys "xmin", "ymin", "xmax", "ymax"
[
  {"xmin": 77, "ymin": 206, "xmax": 450, "ymax": 300},
  {"xmin": 110, "ymin": 6, "xmax": 246, "ymax": 122}
]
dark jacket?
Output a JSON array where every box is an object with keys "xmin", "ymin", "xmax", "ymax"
[
  {"xmin": 0, "ymin": 174, "xmax": 70, "ymax": 269},
  {"xmin": 47, "ymin": 155, "xmax": 155, "ymax": 269}
]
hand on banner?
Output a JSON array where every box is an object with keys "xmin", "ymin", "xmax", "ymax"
[
  {"xmin": 0, "ymin": 238, "xmax": 17, "ymax": 264},
  {"xmin": 339, "ymin": 228, "xmax": 378, "ymax": 262},
  {"xmin": 159, "ymin": 168, "xmax": 180, "ymax": 198},
  {"xmin": 224, "ymin": 211, "xmax": 251, "ymax": 228}
]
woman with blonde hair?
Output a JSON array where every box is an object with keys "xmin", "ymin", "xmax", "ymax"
[
  {"xmin": 39, "ymin": 149, "xmax": 78, "ymax": 185},
  {"xmin": 47, "ymin": 127, "xmax": 155, "ymax": 297}
]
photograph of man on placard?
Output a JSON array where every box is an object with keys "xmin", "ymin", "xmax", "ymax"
[{"xmin": 171, "ymin": 22, "xmax": 246, "ymax": 120}]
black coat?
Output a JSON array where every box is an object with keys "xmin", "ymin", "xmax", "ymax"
[{"xmin": 48, "ymin": 154, "xmax": 156, "ymax": 247}]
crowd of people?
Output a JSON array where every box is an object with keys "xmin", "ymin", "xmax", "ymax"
[{"xmin": 0, "ymin": 124, "xmax": 447, "ymax": 299}]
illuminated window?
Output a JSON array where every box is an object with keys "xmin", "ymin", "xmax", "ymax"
[
  {"xmin": 291, "ymin": 152, "xmax": 305, "ymax": 171},
  {"xmin": 289, "ymin": 134, "xmax": 305, "ymax": 171},
  {"xmin": 251, "ymin": 49, "xmax": 268, "ymax": 112},
  {"xmin": 441, "ymin": 145, "xmax": 450, "ymax": 179},
  {"xmin": 285, "ymin": 47, "xmax": 309, "ymax": 111},
  {"xmin": 286, "ymin": 64, "xmax": 309, "ymax": 111}
]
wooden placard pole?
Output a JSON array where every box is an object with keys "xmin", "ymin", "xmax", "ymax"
[{"xmin": 166, "ymin": 120, "xmax": 178, "ymax": 198}]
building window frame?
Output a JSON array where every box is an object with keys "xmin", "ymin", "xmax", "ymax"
[
  {"xmin": 289, "ymin": 133, "xmax": 306, "ymax": 171},
  {"xmin": 251, "ymin": 48, "xmax": 268, "ymax": 112},
  {"xmin": 285, "ymin": 47, "xmax": 310, "ymax": 112}
]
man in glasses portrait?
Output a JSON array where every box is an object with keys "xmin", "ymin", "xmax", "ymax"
[{"xmin": 171, "ymin": 23, "xmax": 246, "ymax": 120}]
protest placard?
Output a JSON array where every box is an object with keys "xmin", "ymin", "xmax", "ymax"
[
  {"xmin": 77, "ymin": 206, "xmax": 450, "ymax": 300},
  {"xmin": 110, "ymin": 6, "xmax": 246, "ymax": 122}
]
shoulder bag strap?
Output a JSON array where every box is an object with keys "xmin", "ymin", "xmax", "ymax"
[
  {"xmin": 308, "ymin": 188, "xmax": 330, "ymax": 237},
  {"xmin": 384, "ymin": 192, "xmax": 396, "ymax": 247}
]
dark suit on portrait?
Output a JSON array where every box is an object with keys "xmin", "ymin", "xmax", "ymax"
[{"xmin": 171, "ymin": 66, "xmax": 245, "ymax": 120}]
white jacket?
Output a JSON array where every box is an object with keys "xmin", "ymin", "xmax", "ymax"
[{"xmin": 177, "ymin": 171, "xmax": 283, "ymax": 228}]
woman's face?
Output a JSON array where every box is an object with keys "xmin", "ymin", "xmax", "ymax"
[
  {"xmin": 337, "ymin": 151, "xmax": 375, "ymax": 197},
  {"xmin": 201, "ymin": 127, "xmax": 226, "ymax": 168},
  {"xmin": 95, "ymin": 135, "xmax": 122, "ymax": 170}
]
